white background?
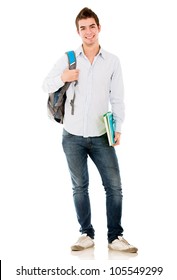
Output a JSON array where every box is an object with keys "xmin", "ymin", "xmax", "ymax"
[{"xmin": 0, "ymin": 0, "xmax": 177, "ymax": 279}]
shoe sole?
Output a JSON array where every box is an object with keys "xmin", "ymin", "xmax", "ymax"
[
  {"xmin": 71, "ymin": 244, "xmax": 94, "ymax": 251},
  {"xmin": 108, "ymin": 244, "xmax": 138, "ymax": 253}
]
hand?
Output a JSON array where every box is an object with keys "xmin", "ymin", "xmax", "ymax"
[
  {"xmin": 113, "ymin": 132, "xmax": 121, "ymax": 146},
  {"xmin": 61, "ymin": 69, "xmax": 79, "ymax": 83}
]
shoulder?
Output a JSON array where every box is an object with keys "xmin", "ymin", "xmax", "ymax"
[
  {"xmin": 100, "ymin": 48, "xmax": 121, "ymax": 65},
  {"xmin": 55, "ymin": 53, "xmax": 69, "ymax": 67},
  {"xmin": 100, "ymin": 48, "xmax": 121, "ymax": 70},
  {"xmin": 100, "ymin": 48, "xmax": 120, "ymax": 60}
]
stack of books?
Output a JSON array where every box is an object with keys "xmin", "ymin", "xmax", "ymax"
[{"xmin": 103, "ymin": 112, "xmax": 115, "ymax": 146}]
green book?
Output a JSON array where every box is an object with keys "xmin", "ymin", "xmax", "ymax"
[{"xmin": 103, "ymin": 112, "xmax": 115, "ymax": 146}]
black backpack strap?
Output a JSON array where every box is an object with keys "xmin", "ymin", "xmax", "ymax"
[{"xmin": 47, "ymin": 51, "xmax": 76, "ymax": 123}]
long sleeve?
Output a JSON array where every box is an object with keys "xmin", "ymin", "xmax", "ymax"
[
  {"xmin": 42, "ymin": 54, "xmax": 67, "ymax": 94},
  {"xmin": 109, "ymin": 58, "xmax": 125, "ymax": 133}
]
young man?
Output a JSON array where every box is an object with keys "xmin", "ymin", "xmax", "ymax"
[{"xmin": 43, "ymin": 7, "xmax": 138, "ymax": 253}]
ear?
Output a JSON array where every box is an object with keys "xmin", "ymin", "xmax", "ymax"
[
  {"xmin": 77, "ymin": 28, "xmax": 80, "ymax": 35},
  {"xmin": 98, "ymin": 24, "xmax": 101, "ymax": 33}
]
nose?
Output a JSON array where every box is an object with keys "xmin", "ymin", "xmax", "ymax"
[{"xmin": 85, "ymin": 27, "xmax": 92, "ymax": 34}]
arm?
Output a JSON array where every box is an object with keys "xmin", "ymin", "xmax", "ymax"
[
  {"xmin": 109, "ymin": 57, "xmax": 125, "ymax": 143},
  {"xmin": 42, "ymin": 54, "xmax": 79, "ymax": 94},
  {"xmin": 42, "ymin": 55, "xmax": 66, "ymax": 94}
]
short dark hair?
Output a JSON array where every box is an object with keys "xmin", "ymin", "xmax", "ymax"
[{"xmin": 75, "ymin": 7, "xmax": 100, "ymax": 30}]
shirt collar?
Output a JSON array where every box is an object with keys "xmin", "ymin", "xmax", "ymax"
[{"xmin": 75, "ymin": 45, "xmax": 105, "ymax": 59}]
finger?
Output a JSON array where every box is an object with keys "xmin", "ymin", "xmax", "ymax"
[{"xmin": 73, "ymin": 69, "xmax": 79, "ymax": 74}]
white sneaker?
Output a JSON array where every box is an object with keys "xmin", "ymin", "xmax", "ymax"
[
  {"xmin": 71, "ymin": 234, "xmax": 94, "ymax": 251},
  {"xmin": 108, "ymin": 236, "xmax": 138, "ymax": 253}
]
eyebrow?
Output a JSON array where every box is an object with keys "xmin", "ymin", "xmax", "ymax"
[{"xmin": 79, "ymin": 23, "xmax": 96, "ymax": 29}]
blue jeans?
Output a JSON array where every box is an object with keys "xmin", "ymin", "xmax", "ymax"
[{"xmin": 62, "ymin": 129, "xmax": 123, "ymax": 243}]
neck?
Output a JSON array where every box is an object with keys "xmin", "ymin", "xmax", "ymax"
[{"xmin": 82, "ymin": 43, "xmax": 100, "ymax": 63}]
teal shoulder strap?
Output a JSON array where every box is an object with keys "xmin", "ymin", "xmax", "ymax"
[
  {"xmin": 66, "ymin": 50, "xmax": 76, "ymax": 69},
  {"xmin": 65, "ymin": 50, "xmax": 76, "ymax": 115}
]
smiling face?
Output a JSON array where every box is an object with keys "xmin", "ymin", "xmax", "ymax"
[{"xmin": 77, "ymin": 17, "xmax": 101, "ymax": 47}]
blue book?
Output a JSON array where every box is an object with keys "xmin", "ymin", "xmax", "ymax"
[{"xmin": 103, "ymin": 112, "xmax": 115, "ymax": 146}]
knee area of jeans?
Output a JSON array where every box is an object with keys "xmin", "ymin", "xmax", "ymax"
[
  {"xmin": 103, "ymin": 182, "xmax": 122, "ymax": 191},
  {"xmin": 72, "ymin": 185, "xmax": 89, "ymax": 195},
  {"xmin": 104, "ymin": 185, "xmax": 122, "ymax": 196},
  {"xmin": 71, "ymin": 176, "xmax": 89, "ymax": 187},
  {"xmin": 102, "ymin": 176, "xmax": 121, "ymax": 187}
]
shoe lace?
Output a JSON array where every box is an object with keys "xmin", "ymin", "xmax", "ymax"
[{"xmin": 118, "ymin": 236, "xmax": 130, "ymax": 245}]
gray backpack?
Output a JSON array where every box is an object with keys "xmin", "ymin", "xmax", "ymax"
[{"xmin": 47, "ymin": 51, "xmax": 76, "ymax": 123}]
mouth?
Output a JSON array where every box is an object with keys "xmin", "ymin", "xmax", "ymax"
[{"xmin": 85, "ymin": 35, "xmax": 94, "ymax": 39}]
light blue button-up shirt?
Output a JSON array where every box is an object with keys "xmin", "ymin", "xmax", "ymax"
[{"xmin": 43, "ymin": 46, "xmax": 125, "ymax": 137}]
